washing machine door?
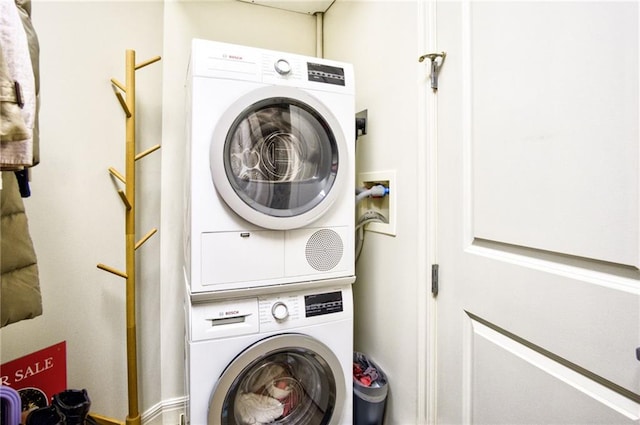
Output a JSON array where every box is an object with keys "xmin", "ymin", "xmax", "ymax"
[
  {"xmin": 210, "ymin": 86, "xmax": 348, "ymax": 230},
  {"xmin": 208, "ymin": 334, "xmax": 346, "ymax": 425}
]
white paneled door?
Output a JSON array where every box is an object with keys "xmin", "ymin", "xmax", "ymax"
[{"xmin": 435, "ymin": 2, "xmax": 640, "ymax": 424}]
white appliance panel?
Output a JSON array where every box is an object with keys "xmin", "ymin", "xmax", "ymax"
[
  {"xmin": 285, "ymin": 226, "xmax": 351, "ymax": 277},
  {"xmin": 185, "ymin": 284, "xmax": 353, "ymax": 425},
  {"xmin": 201, "ymin": 230, "xmax": 284, "ymax": 287},
  {"xmin": 185, "ymin": 40, "xmax": 355, "ymax": 295},
  {"xmin": 190, "ymin": 297, "xmax": 260, "ymax": 342}
]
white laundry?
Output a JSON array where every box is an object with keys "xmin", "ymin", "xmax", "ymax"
[
  {"xmin": 235, "ymin": 392, "xmax": 284, "ymax": 425},
  {"xmin": 266, "ymin": 381, "xmax": 292, "ymax": 400},
  {"xmin": 249, "ymin": 363, "xmax": 287, "ymax": 393}
]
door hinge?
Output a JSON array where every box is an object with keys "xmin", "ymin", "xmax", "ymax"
[
  {"xmin": 418, "ymin": 52, "xmax": 447, "ymax": 90},
  {"xmin": 431, "ymin": 263, "xmax": 439, "ymax": 297}
]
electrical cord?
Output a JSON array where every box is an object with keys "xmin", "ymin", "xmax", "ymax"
[{"xmin": 355, "ymin": 210, "xmax": 388, "ymax": 262}]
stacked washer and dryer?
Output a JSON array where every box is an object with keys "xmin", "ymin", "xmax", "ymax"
[{"xmin": 183, "ymin": 39, "xmax": 356, "ymax": 425}]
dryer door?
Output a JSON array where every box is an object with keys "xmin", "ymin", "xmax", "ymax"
[
  {"xmin": 210, "ymin": 86, "xmax": 348, "ymax": 230},
  {"xmin": 208, "ymin": 333, "xmax": 346, "ymax": 425}
]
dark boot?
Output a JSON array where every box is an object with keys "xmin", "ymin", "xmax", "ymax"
[
  {"xmin": 26, "ymin": 404, "xmax": 66, "ymax": 425},
  {"xmin": 52, "ymin": 389, "xmax": 90, "ymax": 425}
]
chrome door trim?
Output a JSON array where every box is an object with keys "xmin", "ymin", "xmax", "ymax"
[
  {"xmin": 208, "ymin": 333, "xmax": 345, "ymax": 425},
  {"xmin": 210, "ymin": 85, "xmax": 349, "ymax": 230}
]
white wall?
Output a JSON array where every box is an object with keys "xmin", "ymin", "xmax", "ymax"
[{"xmin": 324, "ymin": 2, "xmax": 425, "ymax": 423}]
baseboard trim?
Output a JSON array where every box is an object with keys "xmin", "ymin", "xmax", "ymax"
[
  {"xmin": 88, "ymin": 413, "xmax": 124, "ymax": 425},
  {"xmin": 141, "ymin": 396, "xmax": 186, "ymax": 425}
]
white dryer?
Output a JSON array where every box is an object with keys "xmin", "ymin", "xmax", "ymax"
[
  {"xmin": 185, "ymin": 284, "xmax": 354, "ymax": 425},
  {"xmin": 185, "ymin": 39, "xmax": 356, "ymax": 296}
]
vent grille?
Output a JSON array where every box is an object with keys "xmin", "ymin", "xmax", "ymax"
[{"xmin": 305, "ymin": 229, "xmax": 343, "ymax": 271}]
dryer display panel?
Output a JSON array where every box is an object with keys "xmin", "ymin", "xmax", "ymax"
[
  {"xmin": 217, "ymin": 347, "xmax": 339, "ymax": 425},
  {"xmin": 224, "ymin": 97, "xmax": 339, "ymax": 218},
  {"xmin": 307, "ymin": 63, "xmax": 345, "ymax": 86},
  {"xmin": 305, "ymin": 291, "xmax": 343, "ymax": 317}
]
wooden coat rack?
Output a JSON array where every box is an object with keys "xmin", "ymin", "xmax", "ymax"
[{"xmin": 97, "ymin": 49, "xmax": 161, "ymax": 425}]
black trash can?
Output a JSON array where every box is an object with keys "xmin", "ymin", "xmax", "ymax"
[{"xmin": 353, "ymin": 352, "xmax": 388, "ymax": 425}]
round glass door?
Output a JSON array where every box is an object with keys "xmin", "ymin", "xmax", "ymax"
[
  {"xmin": 208, "ymin": 334, "xmax": 345, "ymax": 425},
  {"xmin": 225, "ymin": 98, "xmax": 337, "ymax": 216},
  {"xmin": 211, "ymin": 86, "xmax": 348, "ymax": 230}
]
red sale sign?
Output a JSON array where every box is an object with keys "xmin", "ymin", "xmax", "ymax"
[{"xmin": 0, "ymin": 341, "xmax": 67, "ymax": 414}]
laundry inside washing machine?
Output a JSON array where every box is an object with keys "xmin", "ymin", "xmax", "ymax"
[{"xmin": 223, "ymin": 351, "xmax": 336, "ymax": 424}]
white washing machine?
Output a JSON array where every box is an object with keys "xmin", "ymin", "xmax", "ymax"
[
  {"xmin": 185, "ymin": 39, "xmax": 356, "ymax": 296},
  {"xmin": 185, "ymin": 284, "xmax": 354, "ymax": 425}
]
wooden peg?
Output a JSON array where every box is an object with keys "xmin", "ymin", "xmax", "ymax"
[
  {"xmin": 134, "ymin": 56, "xmax": 161, "ymax": 70},
  {"xmin": 134, "ymin": 144, "xmax": 161, "ymax": 161},
  {"xmin": 135, "ymin": 228, "xmax": 158, "ymax": 250},
  {"xmin": 97, "ymin": 263, "xmax": 128, "ymax": 279},
  {"xmin": 114, "ymin": 91, "xmax": 132, "ymax": 118},
  {"xmin": 108, "ymin": 167, "xmax": 126, "ymax": 184},
  {"xmin": 118, "ymin": 189, "xmax": 132, "ymax": 210},
  {"xmin": 111, "ymin": 78, "xmax": 126, "ymax": 93}
]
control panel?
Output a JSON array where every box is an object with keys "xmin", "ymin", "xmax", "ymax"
[
  {"xmin": 261, "ymin": 56, "xmax": 346, "ymax": 88},
  {"xmin": 189, "ymin": 285, "xmax": 351, "ymax": 341},
  {"xmin": 191, "ymin": 39, "xmax": 354, "ymax": 95},
  {"xmin": 262, "ymin": 55, "xmax": 303, "ymax": 81},
  {"xmin": 258, "ymin": 288, "xmax": 346, "ymax": 332}
]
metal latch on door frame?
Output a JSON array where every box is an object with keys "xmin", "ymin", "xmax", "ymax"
[{"xmin": 419, "ymin": 51, "xmax": 447, "ymax": 90}]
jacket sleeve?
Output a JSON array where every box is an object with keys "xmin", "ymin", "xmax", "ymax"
[
  {"xmin": 0, "ymin": 43, "xmax": 30, "ymax": 146},
  {"xmin": 14, "ymin": 0, "xmax": 40, "ymax": 166},
  {"xmin": 0, "ymin": 0, "xmax": 36, "ymax": 169}
]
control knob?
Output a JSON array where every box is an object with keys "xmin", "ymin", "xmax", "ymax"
[
  {"xmin": 274, "ymin": 59, "xmax": 292, "ymax": 75},
  {"xmin": 271, "ymin": 301, "xmax": 289, "ymax": 321}
]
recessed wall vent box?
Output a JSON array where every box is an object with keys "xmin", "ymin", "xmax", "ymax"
[
  {"xmin": 237, "ymin": 0, "xmax": 333, "ymax": 14},
  {"xmin": 358, "ymin": 170, "xmax": 396, "ymax": 236}
]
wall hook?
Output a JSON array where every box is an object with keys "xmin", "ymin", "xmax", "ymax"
[{"xmin": 419, "ymin": 51, "xmax": 447, "ymax": 90}]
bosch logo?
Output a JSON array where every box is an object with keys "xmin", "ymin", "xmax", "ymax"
[
  {"xmin": 223, "ymin": 53, "xmax": 243, "ymax": 61},
  {"xmin": 225, "ymin": 310, "xmax": 239, "ymax": 316}
]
